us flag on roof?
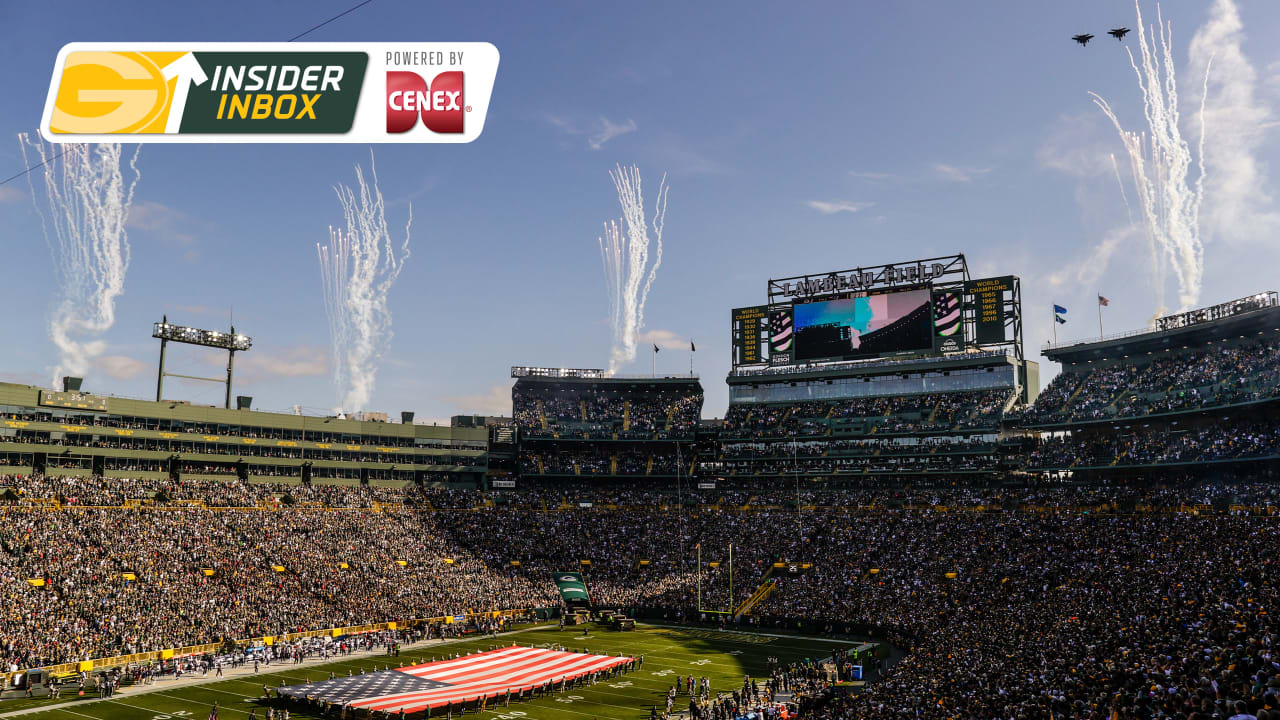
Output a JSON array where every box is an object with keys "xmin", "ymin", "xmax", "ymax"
[{"xmin": 278, "ymin": 646, "xmax": 632, "ymax": 713}]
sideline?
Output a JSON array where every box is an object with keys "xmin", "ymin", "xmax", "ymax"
[{"xmin": 0, "ymin": 625, "xmax": 542, "ymax": 719}]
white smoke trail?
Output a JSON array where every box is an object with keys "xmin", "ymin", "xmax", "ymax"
[
  {"xmin": 1109, "ymin": 153, "xmax": 1135, "ymax": 226},
  {"xmin": 598, "ymin": 164, "xmax": 668, "ymax": 374},
  {"xmin": 1089, "ymin": 1, "xmax": 1210, "ymax": 312},
  {"xmin": 1110, "ymin": 151, "xmax": 1165, "ymax": 314},
  {"xmin": 316, "ymin": 153, "xmax": 411, "ymax": 413},
  {"xmin": 18, "ymin": 136, "xmax": 140, "ymax": 387}
]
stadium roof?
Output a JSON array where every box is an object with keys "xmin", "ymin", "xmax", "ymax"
[{"xmin": 1043, "ymin": 292, "xmax": 1280, "ymax": 365}]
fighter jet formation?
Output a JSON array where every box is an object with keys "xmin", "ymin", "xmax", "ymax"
[{"xmin": 1072, "ymin": 27, "xmax": 1130, "ymax": 46}]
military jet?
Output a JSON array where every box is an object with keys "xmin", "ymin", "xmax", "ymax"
[
  {"xmin": 1108, "ymin": 27, "xmax": 1131, "ymax": 41},
  {"xmin": 1072, "ymin": 34, "xmax": 1095, "ymax": 46}
]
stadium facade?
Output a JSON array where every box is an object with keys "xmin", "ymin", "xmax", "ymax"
[
  {"xmin": 720, "ymin": 351, "xmax": 1032, "ymax": 483},
  {"xmin": 0, "ymin": 382, "xmax": 489, "ymax": 486},
  {"xmin": 4, "ymin": 263, "xmax": 1275, "ymax": 491}
]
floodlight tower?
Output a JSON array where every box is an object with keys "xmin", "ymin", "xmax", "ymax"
[{"xmin": 153, "ymin": 315, "xmax": 253, "ymax": 408}]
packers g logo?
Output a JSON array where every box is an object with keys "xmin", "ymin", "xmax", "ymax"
[{"xmin": 50, "ymin": 51, "xmax": 182, "ymax": 134}]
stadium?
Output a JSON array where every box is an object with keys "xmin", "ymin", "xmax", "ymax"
[
  {"xmin": 3, "ymin": 249, "xmax": 1278, "ymax": 720},
  {"xmin": 6, "ymin": 2, "xmax": 1280, "ymax": 719}
]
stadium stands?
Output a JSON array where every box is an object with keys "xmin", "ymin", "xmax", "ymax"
[
  {"xmin": 5, "ymin": 295, "xmax": 1280, "ymax": 720},
  {"xmin": 719, "ymin": 353, "xmax": 1024, "ymax": 480},
  {"xmin": 3, "ymin": 474, "xmax": 1279, "ymax": 720},
  {"xmin": 1019, "ymin": 293, "xmax": 1280, "ymax": 481},
  {"xmin": 512, "ymin": 369, "xmax": 703, "ymax": 480},
  {"xmin": 1021, "ymin": 335, "xmax": 1280, "ymax": 426}
]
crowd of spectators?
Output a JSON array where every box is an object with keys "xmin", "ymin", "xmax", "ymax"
[
  {"xmin": 716, "ymin": 390, "xmax": 1010, "ymax": 479},
  {"xmin": 1023, "ymin": 337, "xmax": 1280, "ymax": 425},
  {"xmin": 513, "ymin": 382, "xmax": 703, "ymax": 439},
  {"xmin": 0, "ymin": 501, "xmax": 554, "ymax": 670},
  {"xmin": 1026, "ymin": 418, "xmax": 1280, "ymax": 469},
  {"xmin": 0, "ymin": 474, "xmax": 468, "ymax": 509},
  {"xmin": 519, "ymin": 448, "xmax": 688, "ymax": 477},
  {"xmin": 722, "ymin": 389, "xmax": 1011, "ymax": 440},
  {"xmin": 1, "ymin": 472, "xmax": 1279, "ymax": 720}
]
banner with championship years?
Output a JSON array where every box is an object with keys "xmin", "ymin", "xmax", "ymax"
[{"xmin": 40, "ymin": 42, "xmax": 499, "ymax": 143}]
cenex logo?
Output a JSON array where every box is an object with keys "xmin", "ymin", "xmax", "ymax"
[{"xmin": 386, "ymin": 71, "xmax": 465, "ymax": 133}]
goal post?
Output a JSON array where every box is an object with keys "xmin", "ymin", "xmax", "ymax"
[{"xmin": 696, "ymin": 542, "xmax": 734, "ymax": 616}]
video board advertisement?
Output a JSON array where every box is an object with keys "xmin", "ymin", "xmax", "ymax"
[{"xmin": 792, "ymin": 287, "xmax": 933, "ymax": 362}]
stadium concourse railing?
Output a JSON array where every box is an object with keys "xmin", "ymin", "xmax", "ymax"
[{"xmin": 6, "ymin": 608, "xmax": 543, "ymax": 688}]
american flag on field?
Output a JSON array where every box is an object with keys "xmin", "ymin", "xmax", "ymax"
[
  {"xmin": 769, "ymin": 308, "xmax": 793, "ymax": 352},
  {"xmin": 278, "ymin": 646, "xmax": 632, "ymax": 714}
]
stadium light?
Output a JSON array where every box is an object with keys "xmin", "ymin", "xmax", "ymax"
[
  {"xmin": 152, "ymin": 315, "xmax": 253, "ymax": 408},
  {"xmin": 153, "ymin": 321, "xmax": 252, "ymax": 351}
]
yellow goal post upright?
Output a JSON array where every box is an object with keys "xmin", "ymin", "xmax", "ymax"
[{"xmin": 696, "ymin": 541, "xmax": 734, "ymax": 616}]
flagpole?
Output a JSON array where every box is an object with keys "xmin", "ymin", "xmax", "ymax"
[
  {"xmin": 1051, "ymin": 305, "xmax": 1057, "ymax": 345},
  {"xmin": 1097, "ymin": 293, "xmax": 1104, "ymax": 339}
]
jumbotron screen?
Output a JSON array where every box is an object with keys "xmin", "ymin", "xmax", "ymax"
[{"xmin": 792, "ymin": 286, "xmax": 934, "ymax": 362}]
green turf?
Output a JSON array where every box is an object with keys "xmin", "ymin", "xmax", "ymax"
[{"xmin": 5, "ymin": 624, "xmax": 853, "ymax": 720}]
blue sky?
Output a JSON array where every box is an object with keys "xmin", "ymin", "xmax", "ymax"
[{"xmin": 2, "ymin": 1, "xmax": 1278, "ymax": 421}]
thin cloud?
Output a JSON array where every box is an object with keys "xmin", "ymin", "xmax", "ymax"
[
  {"xmin": 0, "ymin": 186, "xmax": 23, "ymax": 203},
  {"xmin": 1045, "ymin": 225, "xmax": 1137, "ymax": 290},
  {"xmin": 1037, "ymin": 113, "xmax": 1115, "ymax": 178},
  {"xmin": 589, "ymin": 117, "xmax": 638, "ymax": 150},
  {"xmin": 651, "ymin": 141, "xmax": 727, "ymax": 176},
  {"xmin": 805, "ymin": 200, "xmax": 875, "ymax": 215},
  {"xmin": 848, "ymin": 170, "xmax": 899, "ymax": 182},
  {"xmin": 544, "ymin": 113, "xmax": 638, "ymax": 151},
  {"xmin": 127, "ymin": 201, "xmax": 208, "ymax": 263},
  {"xmin": 543, "ymin": 113, "xmax": 575, "ymax": 134},
  {"xmin": 95, "ymin": 354, "xmax": 149, "ymax": 380},
  {"xmin": 238, "ymin": 346, "xmax": 328, "ymax": 379},
  {"xmin": 443, "ymin": 383, "xmax": 512, "ymax": 417},
  {"xmin": 168, "ymin": 304, "xmax": 226, "ymax": 318},
  {"xmin": 0, "ymin": 371, "xmax": 45, "ymax": 386},
  {"xmin": 639, "ymin": 328, "xmax": 689, "ymax": 351},
  {"xmin": 933, "ymin": 163, "xmax": 992, "ymax": 183}
]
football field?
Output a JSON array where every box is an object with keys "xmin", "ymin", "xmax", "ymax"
[{"xmin": 3, "ymin": 624, "xmax": 855, "ymax": 720}]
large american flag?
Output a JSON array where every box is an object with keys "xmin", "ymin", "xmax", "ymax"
[{"xmin": 278, "ymin": 646, "xmax": 633, "ymax": 713}]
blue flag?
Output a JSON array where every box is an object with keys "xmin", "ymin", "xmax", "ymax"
[{"xmin": 1053, "ymin": 304, "xmax": 1067, "ymax": 314}]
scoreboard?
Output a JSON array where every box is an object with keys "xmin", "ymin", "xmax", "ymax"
[
  {"xmin": 731, "ymin": 257, "xmax": 1021, "ymax": 369},
  {"xmin": 731, "ymin": 305, "xmax": 769, "ymax": 365},
  {"xmin": 965, "ymin": 276, "xmax": 1016, "ymax": 345},
  {"xmin": 39, "ymin": 390, "xmax": 108, "ymax": 412}
]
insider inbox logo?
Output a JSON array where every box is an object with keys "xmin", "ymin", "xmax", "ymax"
[
  {"xmin": 386, "ymin": 71, "xmax": 464, "ymax": 133},
  {"xmin": 40, "ymin": 42, "xmax": 499, "ymax": 144}
]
